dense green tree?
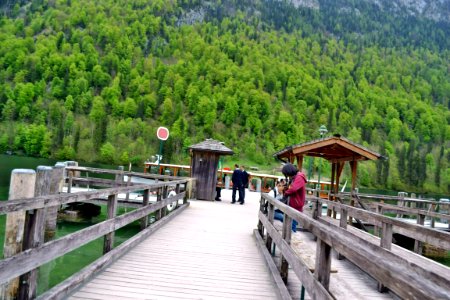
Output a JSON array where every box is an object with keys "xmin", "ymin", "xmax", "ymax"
[{"xmin": 0, "ymin": 0, "xmax": 447, "ymax": 194}]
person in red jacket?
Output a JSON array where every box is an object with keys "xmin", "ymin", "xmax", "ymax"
[{"xmin": 282, "ymin": 163, "xmax": 307, "ymax": 232}]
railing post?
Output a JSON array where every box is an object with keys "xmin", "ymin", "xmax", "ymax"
[
  {"xmin": 123, "ymin": 168, "xmax": 132, "ymax": 202},
  {"xmin": 140, "ymin": 189, "xmax": 150, "ymax": 230},
  {"xmin": 265, "ymin": 202, "xmax": 274, "ymax": 252},
  {"xmin": 374, "ymin": 204, "xmax": 383, "ymax": 237},
  {"xmin": 337, "ymin": 208, "xmax": 348, "ymax": 260},
  {"xmin": 314, "ymin": 238, "xmax": 331, "ymax": 290},
  {"xmin": 348, "ymin": 190, "xmax": 356, "ymax": 225},
  {"xmin": 397, "ymin": 192, "xmax": 405, "ymax": 218},
  {"xmin": 0, "ymin": 169, "xmax": 36, "ymax": 300},
  {"xmin": 67, "ymin": 168, "xmax": 73, "ymax": 193},
  {"xmin": 45, "ymin": 163, "xmax": 65, "ymax": 242},
  {"xmin": 19, "ymin": 166, "xmax": 52, "ymax": 300},
  {"xmin": 115, "ymin": 166, "xmax": 124, "ymax": 184},
  {"xmin": 430, "ymin": 203, "xmax": 436, "ymax": 228},
  {"xmin": 156, "ymin": 187, "xmax": 162, "ymax": 221},
  {"xmin": 377, "ymin": 222, "xmax": 393, "ymax": 292},
  {"xmin": 414, "ymin": 214, "xmax": 425, "ymax": 254},
  {"xmin": 280, "ymin": 214, "xmax": 292, "ymax": 283},
  {"xmin": 161, "ymin": 185, "xmax": 168, "ymax": 217},
  {"xmin": 66, "ymin": 161, "xmax": 78, "ymax": 193},
  {"xmin": 183, "ymin": 182, "xmax": 188, "ymax": 204},
  {"xmin": 103, "ymin": 194, "xmax": 118, "ymax": 254},
  {"xmin": 258, "ymin": 195, "xmax": 265, "ymax": 236}
]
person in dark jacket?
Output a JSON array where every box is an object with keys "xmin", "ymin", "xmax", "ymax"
[
  {"xmin": 282, "ymin": 163, "xmax": 307, "ymax": 232},
  {"xmin": 231, "ymin": 164, "xmax": 243, "ymax": 204},
  {"xmin": 239, "ymin": 165, "xmax": 249, "ymax": 204}
]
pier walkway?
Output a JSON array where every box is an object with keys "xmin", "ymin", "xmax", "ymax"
[
  {"xmin": 1, "ymin": 165, "xmax": 449, "ymax": 300},
  {"xmin": 68, "ymin": 190, "xmax": 398, "ymax": 300},
  {"xmin": 69, "ymin": 192, "xmax": 279, "ymax": 299}
]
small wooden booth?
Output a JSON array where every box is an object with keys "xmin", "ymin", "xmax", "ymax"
[
  {"xmin": 189, "ymin": 139, "xmax": 234, "ymax": 201},
  {"xmin": 274, "ymin": 135, "xmax": 383, "ymax": 202}
]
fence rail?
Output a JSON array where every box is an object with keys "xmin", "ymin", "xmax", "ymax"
[
  {"xmin": 257, "ymin": 193, "xmax": 450, "ymax": 300},
  {"xmin": 0, "ymin": 165, "xmax": 192, "ymax": 300}
]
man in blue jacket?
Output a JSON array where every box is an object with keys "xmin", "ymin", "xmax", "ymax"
[
  {"xmin": 240, "ymin": 165, "xmax": 249, "ymax": 205},
  {"xmin": 231, "ymin": 164, "xmax": 243, "ymax": 204}
]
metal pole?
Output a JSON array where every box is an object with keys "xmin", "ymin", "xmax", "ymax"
[
  {"xmin": 300, "ymin": 285, "xmax": 305, "ymax": 300},
  {"xmin": 308, "ymin": 157, "xmax": 313, "ymax": 181},
  {"xmin": 318, "ymin": 157, "xmax": 322, "ymax": 188},
  {"xmin": 157, "ymin": 140, "xmax": 164, "ymax": 174}
]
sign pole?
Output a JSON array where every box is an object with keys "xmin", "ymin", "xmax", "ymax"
[{"xmin": 158, "ymin": 140, "xmax": 164, "ymax": 173}]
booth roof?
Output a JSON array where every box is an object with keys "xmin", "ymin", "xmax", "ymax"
[
  {"xmin": 273, "ymin": 135, "xmax": 384, "ymax": 162},
  {"xmin": 189, "ymin": 139, "xmax": 234, "ymax": 155}
]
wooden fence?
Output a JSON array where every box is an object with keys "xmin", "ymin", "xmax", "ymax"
[
  {"xmin": 307, "ymin": 188, "xmax": 450, "ymax": 229},
  {"xmin": 257, "ymin": 193, "xmax": 450, "ymax": 300},
  {"xmin": 0, "ymin": 166, "xmax": 193, "ymax": 300}
]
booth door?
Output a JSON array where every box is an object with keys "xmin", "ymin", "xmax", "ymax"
[{"xmin": 191, "ymin": 152, "xmax": 219, "ymax": 201}]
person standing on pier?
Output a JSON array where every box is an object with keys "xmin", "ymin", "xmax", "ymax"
[
  {"xmin": 231, "ymin": 164, "xmax": 243, "ymax": 204},
  {"xmin": 240, "ymin": 165, "xmax": 249, "ymax": 205},
  {"xmin": 282, "ymin": 163, "xmax": 307, "ymax": 232}
]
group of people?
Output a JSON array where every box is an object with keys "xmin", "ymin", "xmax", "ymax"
[
  {"xmin": 268, "ymin": 163, "xmax": 307, "ymax": 232},
  {"xmin": 216, "ymin": 162, "xmax": 307, "ymax": 233},
  {"xmin": 231, "ymin": 164, "xmax": 249, "ymax": 204}
]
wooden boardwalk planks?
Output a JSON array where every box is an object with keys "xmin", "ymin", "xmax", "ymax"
[
  {"xmin": 69, "ymin": 190, "xmax": 403, "ymax": 299},
  {"xmin": 69, "ymin": 190, "xmax": 280, "ymax": 299}
]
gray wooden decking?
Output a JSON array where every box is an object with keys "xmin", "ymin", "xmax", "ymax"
[
  {"xmin": 68, "ymin": 190, "xmax": 397, "ymax": 300},
  {"xmin": 68, "ymin": 190, "xmax": 280, "ymax": 300}
]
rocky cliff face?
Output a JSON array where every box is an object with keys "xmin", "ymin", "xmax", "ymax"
[{"xmin": 288, "ymin": 0, "xmax": 450, "ymax": 22}]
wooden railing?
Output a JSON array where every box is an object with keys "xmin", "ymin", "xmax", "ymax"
[
  {"xmin": 316, "ymin": 198, "xmax": 450, "ymax": 253},
  {"xmin": 0, "ymin": 166, "xmax": 193, "ymax": 300},
  {"xmin": 257, "ymin": 193, "xmax": 450, "ymax": 300},
  {"xmin": 306, "ymin": 188, "xmax": 450, "ymax": 229}
]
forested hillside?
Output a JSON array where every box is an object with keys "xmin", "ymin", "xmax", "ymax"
[{"xmin": 0, "ymin": 0, "xmax": 449, "ymax": 194}]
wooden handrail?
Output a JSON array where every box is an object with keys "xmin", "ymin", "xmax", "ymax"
[
  {"xmin": 259, "ymin": 194, "xmax": 450, "ymax": 300},
  {"xmin": 0, "ymin": 192, "xmax": 185, "ymax": 285},
  {"xmin": 368, "ymin": 202, "xmax": 450, "ymax": 221},
  {"xmin": 0, "ymin": 165, "xmax": 193, "ymax": 299},
  {"xmin": 318, "ymin": 198, "xmax": 450, "ymax": 250},
  {"xmin": 0, "ymin": 179, "xmax": 187, "ymax": 214},
  {"xmin": 66, "ymin": 166, "xmax": 189, "ymax": 181}
]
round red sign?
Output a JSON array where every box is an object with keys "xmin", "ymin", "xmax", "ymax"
[{"xmin": 157, "ymin": 127, "xmax": 169, "ymax": 141}]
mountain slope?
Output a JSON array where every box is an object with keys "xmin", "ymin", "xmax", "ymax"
[{"xmin": 0, "ymin": 0, "xmax": 448, "ymax": 194}]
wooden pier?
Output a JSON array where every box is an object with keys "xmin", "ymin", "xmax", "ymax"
[{"xmin": 0, "ymin": 165, "xmax": 450, "ymax": 300}]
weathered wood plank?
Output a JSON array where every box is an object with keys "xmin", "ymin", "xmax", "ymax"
[
  {"xmin": 314, "ymin": 238, "xmax": 332, "ymax": 290},
  {"xmin": 45, "ymin": 164, "xmax": 65, "ymax": 242},
  {"xmin": 0, "ymin": 193, "xmax": 185, "ymax": 285},
  {"xmin": 0, "ymin": 169, "xmax": 36, "ymax": 300},
  {"xmin": 35, "ymin": 202, "xmax": 189, "ymax": 300},
  {"xmin": 139, "ymin": 189, "xmax": 150, "ymax": 230},
  {"xmin": 19, "ymin": 166, "xmax": 52, "ymax": 300},
  {"xmin": 66, "ymin": 166, "xmax": 188, "ymax": 181},
  {"xmin": 67, "ymin": 198, "xmax": 280, "ymax": 300},
  {"xmin": 258, "ymin": 212, "xmax": 333, "ymax": 299},
  {"xmin": 103, "ymin": 194, "xmax": 118, "ymax": 254},
  {"xmin": 319, "ymin": 198, "xmax": 450, "ymax": 250},
  {"xmin": 374, "ymin": 202, "xmax": 450, "ymax": 221},
  {"xmin": 262, "ymin": 194, "xmax": 450, "ymax": 300},
  {"xmin": 280, "ymin": 214, "xmax": 292, "ymax": 283},
  {"xmin": 266, "ymin": 203, "xmax": 274, "ymax": 251},
  {"xmin": 254, "ymin": 230, "xmax": 292, "ymax": 300},
  {"xmin": 70, "ymin": 177, "xmax": 134, "ymax": 188},
  {"xmin": 0, "ymin": 179, "xmax": 187, "ymax": 214},
  {"xmin": 319, "ymin": 214, "xmax": 450, "ymax": 279}
]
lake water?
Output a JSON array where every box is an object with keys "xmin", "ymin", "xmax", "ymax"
[{"xmin": 0, "ymin": 154, "xmax": 143, "ymax": 295}]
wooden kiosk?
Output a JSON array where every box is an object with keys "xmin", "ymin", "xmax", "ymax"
[
  {"xmin": 189, "ymin": 139, "xmax": 234, "ymax": 201},
  {"xmin": 273, "ymin": 134, "xmax": 383, "ymax": 204}
]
